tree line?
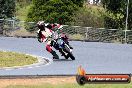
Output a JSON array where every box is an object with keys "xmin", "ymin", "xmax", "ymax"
[
  {"xmin": 0, "ymin": 0, "xmax": 131, "ymax": 30},
  {"xmin": 26, "ymin": 0, "xmax": 85, "ymax": 24},
  {"xmin": 102, "ymin": 0, "xmax": 132, "ymax": 30}
]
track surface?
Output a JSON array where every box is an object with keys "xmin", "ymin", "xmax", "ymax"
[{"xmin": 0, "ymin": 37, "xmax": 132, "ymax": 75}]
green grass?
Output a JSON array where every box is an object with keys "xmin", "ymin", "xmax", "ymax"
[
  {"xmin": 16, "ymin": 5, "xmax": 31, "ymax": 21},
  {"xmin": 73, "ymin": 4, "xmax": 105, "ymax": 27},
  {"xmin": 6, "ymin": 83, "xmax": 132, "ymax": 88},
  {"xmin": 0, "ymin": 51, "xmax": 38, "ymax": 67},
  {"xmin": 86, "ymin": 4, "xmax": 105, "ymax": 17}
]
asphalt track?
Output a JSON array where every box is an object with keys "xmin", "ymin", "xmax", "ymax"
[{"xmin": 0, "ymin": 37, "xmax": 132, "ymax": 76}]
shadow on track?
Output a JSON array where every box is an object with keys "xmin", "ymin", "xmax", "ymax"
[{"xmin": 53, "ymin": 58, "xmax": 73, "ymax": 62}]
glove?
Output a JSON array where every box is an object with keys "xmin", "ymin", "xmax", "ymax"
[
  {"xmin": 38, "ymin": 38, "xmax": 42, "ymax": 43},
  {"xmin": 37, "ymin": 30, "xmax": 43, "ymax": 43}
]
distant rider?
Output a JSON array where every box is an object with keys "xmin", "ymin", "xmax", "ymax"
[{"xmin": 37, "ymin": 21, "xmax": 59, "ymax": 59}]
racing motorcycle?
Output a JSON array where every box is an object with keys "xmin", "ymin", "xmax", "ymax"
[{"xmin": 51, "ymin": 37, "xmax": 75, "ymax": 60}]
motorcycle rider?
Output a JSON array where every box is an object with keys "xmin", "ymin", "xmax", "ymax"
[
  {"xmin": 37, "ymin": 21, "xmax": 59, "ymax": 59},
  {"xmin": 45, "ymin": 23, "xmax": 73, "ymax": 59},
  {"xmin": 46, "ymin": 23, "xmax": 73, "ymax": 49}
]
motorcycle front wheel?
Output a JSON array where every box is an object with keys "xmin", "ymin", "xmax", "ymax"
[
  {"xmin": 67, "ymin": 51, "xmax": 75, "ymax": 60},
  {"xmin": 64, "ymin": 44, "xmax": 75, "ymax": 60}
]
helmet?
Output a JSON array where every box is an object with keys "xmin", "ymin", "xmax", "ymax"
[
  {"xmin": 46, "ymin": 23, "xmax": 52, "ymax": 29},
  {"xmin": 37, "ymin": 21, "xmax": 45, "ymax": 31},
  {"xmin": 52, "ymin": 23, "xmax": 57, "ymax": 28}
]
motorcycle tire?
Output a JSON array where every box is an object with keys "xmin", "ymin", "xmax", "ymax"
[{"xmin": 63, "ymin": 45, "xmax": 75, "ymax": 60}]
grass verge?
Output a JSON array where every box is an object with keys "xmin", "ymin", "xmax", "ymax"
[
  {"xmin": 6, "ymin": 83, "xmax": 132, "ymax": 88},
  {"xmin": 0, "ymin": 77, "xmax": 75, "ymax": 88},
  {"xmin": 1, "ymin": 77, "xmax": 131, "ymax": 88},
  {"xmin": 0, "ymin": 51, "xmax": 38, "ymax": 67}
]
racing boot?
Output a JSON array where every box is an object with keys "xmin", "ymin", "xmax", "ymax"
[{"xmin": 51, "ymin": 50, "xmax": 59, "ymax": 59}]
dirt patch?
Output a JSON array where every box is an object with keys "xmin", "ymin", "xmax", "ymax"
[
  {"xmin": 7, "ymin": 29, "xmax": 36, "ymax": 38},
  {"xmin": 0, "ymin": 76, "xmax": 76, "ymax": 88}
]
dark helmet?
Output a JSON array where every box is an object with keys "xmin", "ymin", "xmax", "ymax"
[
  {"xmin": 45, "ymin": 23, "xmax": 52, "ymax": 29},
  {"xmin": 37, "ymin": 21, "xmax": 45, "ymax": 31}
]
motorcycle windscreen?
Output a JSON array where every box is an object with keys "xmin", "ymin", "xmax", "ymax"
[{"xmin": 57, "ymin": 39, "xmax": 64, "ymax": 48}]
